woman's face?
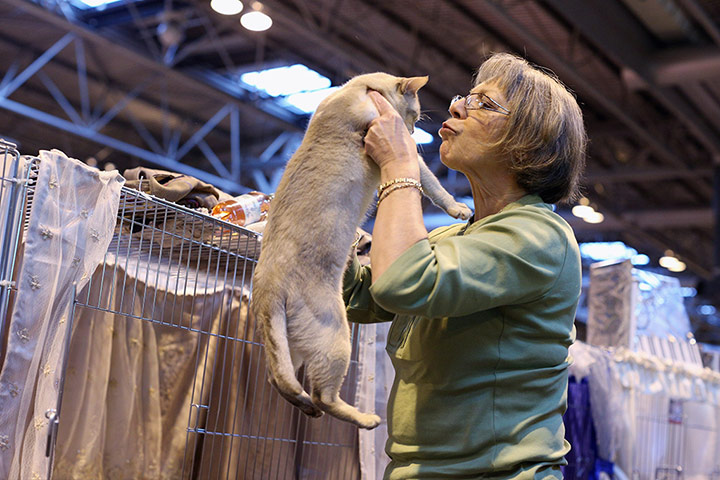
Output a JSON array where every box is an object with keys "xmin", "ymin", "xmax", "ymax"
[{"xmin": 438, "ymin": 80, "xmax": 510, "ymax": 175}]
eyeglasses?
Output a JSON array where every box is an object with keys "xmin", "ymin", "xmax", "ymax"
[{"xmin": 450, "ymin": 93, "xmax": 510, "ymax": 115}]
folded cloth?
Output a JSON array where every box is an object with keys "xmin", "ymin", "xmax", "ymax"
[{"xmin": 123, "ymin": 166, "xmax": 221, "ymax": 209}]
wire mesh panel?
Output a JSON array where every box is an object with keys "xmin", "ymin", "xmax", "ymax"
[
  {"xmin": 61, "ymin": 186, "xmax": 361, "ymax": 479},
  {"xmin": 0, "ymin": 140, "xmax": 36, "ymax": 363},
  {"xmin": 631, "ymin": 392, "xmax": 718, "ymax": 480}
]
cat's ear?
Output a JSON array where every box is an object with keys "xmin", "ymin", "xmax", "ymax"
[{"xmin": 398, "ymin": 76, "xmax": 429, "ymax": 95}]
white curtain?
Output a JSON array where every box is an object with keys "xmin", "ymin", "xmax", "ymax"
[
  {"xmin": 0, "ymin": 150, "xmax": 124, "ymax": 480},
  {"xmin": 357, "ymin": 322, "xmax": 393, "ymax": 480},
  {"xmin": 570, "ymin": 341, "xmax": 720, "ymax": 480}
]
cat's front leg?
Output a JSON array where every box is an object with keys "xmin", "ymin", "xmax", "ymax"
[{"xmin": 416, "ymin": 155, "xmax": 473, "ymax": 220}]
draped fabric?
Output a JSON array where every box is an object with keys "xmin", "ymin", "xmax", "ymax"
[
  {"xmin": 52, "ymin": 255, "xmax": 247, "ymax": 479},
  {"xmin": 354, "ymin": 234, "xmax": 393, "ymax": 480},
  {"xmin": 0, "ymin": 150, "xmax": 124, "ymax": 480},
  {"xmin": 52, "ymin": 251, "xmax": 360, "ymax": 479},
  {"xmin": 570, "ymin": 341, "xmax": 720, "ymax": 479},
  {"xmin": 357, "ymin": 322, "xmax": 393, "ymax": 480}
]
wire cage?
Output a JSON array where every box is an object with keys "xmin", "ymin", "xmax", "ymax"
[
  {"xmin": 631, "ymin": 393, "xmax": 719, "ymax": 480},
  {"xmin": 1, "ymin": 147, "xmax": 363, "ymax": 479}
]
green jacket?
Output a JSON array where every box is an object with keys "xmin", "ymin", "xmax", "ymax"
[{"xmin": 343, "ymin": 195, "xmax": 581, "ymax": 479}]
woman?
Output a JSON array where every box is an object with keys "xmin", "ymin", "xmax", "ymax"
[{"xmin": 343, "ymin": 53, "xmax": 587, "ymax": 479}]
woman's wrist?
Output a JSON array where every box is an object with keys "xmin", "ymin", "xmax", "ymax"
[{"xmin": 379, "ymin": 161, "xmax": 420, "ymax": 184}]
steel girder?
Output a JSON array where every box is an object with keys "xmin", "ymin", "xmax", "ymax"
[{"xmin": 0, "ymin": 0, "xmax": 304, "ymax": 195}]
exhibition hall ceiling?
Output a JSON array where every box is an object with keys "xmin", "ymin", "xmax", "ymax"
[{"xmin": 1, "ymin": 0, "xmax": 719, "ymax": 290}]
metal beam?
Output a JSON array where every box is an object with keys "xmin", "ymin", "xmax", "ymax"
[
  {"xmin": 623, "ymin": 47, "xmax": 720, "ymax": 90},
  {"xmin": 559, "ymin": 208, "xmax": 712, "ymax": 230},
  {"xmin": 676, "ymin": 0, "xmax": 720, "ymax": 47},
  {"xmin": 560, "ymin": 207, "xmax": 713, "ymax": 279},
  {"xmin": 471, "ymin": 0, "xmax": 687, "ymax": 168},
  {"xmin": 0, "ymin": 32, "xmax": 74, "ymax": 99},
  {"xmin": 0, "ymin": 6, "xmax": 306, "ymax": 193},
  {"xmin": 0, "ymin": 96, "xmax": 245, "ymax": 193},
  {"xmin": 585, "ymin": 167, "xmax": 713, "ymax": 184},
  {"xmin": 543, "ymin": 0, "xmax": 720, "ymax": 156},
  {"xmin": 1, "ymin": 0, "xmax": 303, "ymax": 131}
]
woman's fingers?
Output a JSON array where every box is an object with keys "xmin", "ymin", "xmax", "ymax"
[{"xmin": 368, "ymin": 90, "xmax": 395, "ymax": 116}]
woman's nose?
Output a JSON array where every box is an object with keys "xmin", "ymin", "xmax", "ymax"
[{"xmin": 448, "ymin": 99, "xmax": 465, "ymax": 119}]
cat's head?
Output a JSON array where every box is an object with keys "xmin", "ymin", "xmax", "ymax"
[{"xmin": 348, "ymin": 73, "xmax": 428, "ymax": 133}]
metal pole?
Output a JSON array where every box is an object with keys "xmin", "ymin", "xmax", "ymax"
[
  {"xmin": 46, "ymin": 283, "xmax": 79, "ymax": 479},
  {"xmin": 0, "ymin": 140, "xmax": 24, "ymax": 366}
]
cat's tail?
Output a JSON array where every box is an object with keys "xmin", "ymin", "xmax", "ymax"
[{"xmin": 252, "ymin": 301, "xmax": 323, "ymax": 418}]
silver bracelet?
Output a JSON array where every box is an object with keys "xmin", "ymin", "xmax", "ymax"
[
  {"xmin": 377, "ymin": 177, "xmax": 422, "ymax": 198},
  {"xmin": 376, "ymin": 182, "xmax": 423, "ymax": 207}
]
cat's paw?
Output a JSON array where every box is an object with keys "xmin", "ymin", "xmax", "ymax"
[
  {"xmin": 357, "ymin": 413, "xmax": 382, "ymax": 430},
  {"xmin": 302, "ymin": 404, "xmax": 325, "ymax": 418},
  {"xmin": 447, "ymin": 202, "xmax": 473, "ymax": 220}
]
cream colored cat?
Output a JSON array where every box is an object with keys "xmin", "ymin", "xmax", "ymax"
[{"xmin": 251, "ymin": 72, "xmax": 472, "ymax": 429}]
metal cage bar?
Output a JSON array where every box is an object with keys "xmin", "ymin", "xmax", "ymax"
[{"xmin": 0, "ymin": 140, "xmax": 35, "ymax": 364}]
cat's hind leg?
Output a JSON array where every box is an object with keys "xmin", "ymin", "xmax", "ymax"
[
  {"xmin": 312, "ymin": 378, "xmax": 381, "ymax": 430},
  {"xmin": 305, "ymin": 299, "xmax": 381, "ymax": 430},
  {"xmin": 253, "ymin": 302, "xmax": 323, "ymax": 418}
]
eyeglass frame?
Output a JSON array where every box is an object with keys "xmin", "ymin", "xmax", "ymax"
[{"xmin": 450, "ymin": 92, "xmax": 511, "ymax": 115}]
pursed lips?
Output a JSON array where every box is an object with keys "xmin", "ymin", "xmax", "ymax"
[{"xmin": 439, "ymin": 122, "xmax": 457, "ymax": 137}]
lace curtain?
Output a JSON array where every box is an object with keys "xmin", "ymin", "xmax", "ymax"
[{"xmin": 0, "ymin": 150, "xmax": 124, "ymax": 480}]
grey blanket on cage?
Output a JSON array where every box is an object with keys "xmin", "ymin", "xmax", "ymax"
[{"xmin": 123, "ymin": 166, "xmax": 221, "ymax": 209}]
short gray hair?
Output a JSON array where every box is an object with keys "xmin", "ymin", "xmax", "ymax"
[{"xmin": 474, "ymin": 53, "xmax": 587, "ymax": 204}]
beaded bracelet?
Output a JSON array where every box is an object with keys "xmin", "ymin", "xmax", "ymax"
[
  {"xmin": 377, "ymin": 177, "xmax": 422, "ymax": 198},
  {"xmin": 376, "ymin": 181, "xmax": 424, "ymax": 207}
]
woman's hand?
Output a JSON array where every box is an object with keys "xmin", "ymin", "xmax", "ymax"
[
  {"xmin": 364, "ymin": 91, "xmax": 420, "ymax": 177},
  {"xmin": 364, "ymin": 91, "xmax": 427, "ymax": 283}
]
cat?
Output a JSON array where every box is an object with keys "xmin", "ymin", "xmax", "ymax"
[{"xmin": 250, "ymin": 72, "xmax": 473, "ymax": 429}]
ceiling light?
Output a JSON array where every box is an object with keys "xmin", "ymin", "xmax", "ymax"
[
  {"xmin": 241, "ymin": 7, "xmax": 272, "ymax": 31},
  {"xmin": 580, "ymin": 241, "xmax": 636, "ymax": 261},
  {"xmin": 73, "ymin": 0, "xmax": 123, "ymax": 8},
  {"xmin": 659, "ymin": 255, "xmax": 679, "ymax": 269},
  {"xmin": 240, "ymin": 64, "xmax": 330, "ymax": 96},
  {"xmin": 582, "ymin": 211, "xmax": 604, "ymax": 224},
  {"xmin": 283, "ymin": 87, "xmax": 339, "ymax": 113},
  {"xmin": 211, "ymin": 0, "xmax": 244, "ymax": 15},
  {"xmin": 578, "ymin": 197, "xmax": 590, "ymax": 206},
  {"xmin": 571, "ymin": 205, "xmax": 594, "ymax": 218},
  {"xmin": 630, "ymin": 254, "xmax": 650, "ymax": 266},
  {"xmin": 412, "ymin": 128, "xmax": 434, "ymax": 145},
  {"xmin": 698, "ymin": 304, "xmax": 717, "ymax": 316},
  {"xmin": 667, "ymin": 261, "xmax": 686, "ymax": 273},
  {"xmin": 681, "ymin": 287, "xmax": 697, "ymax": 297}
]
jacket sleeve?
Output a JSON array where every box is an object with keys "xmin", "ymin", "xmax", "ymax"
[
  {"xmin": 342, "ymin": 254, "xmax": 396, "ymax": 323},
  {"xmin": 368, "ymin": 210, "xmax": 571, "ymax": 319}
]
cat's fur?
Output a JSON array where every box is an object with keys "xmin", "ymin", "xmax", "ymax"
[{"xmin": 251, "ymin": 72, "xmax": 473, "ymax": 429}]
